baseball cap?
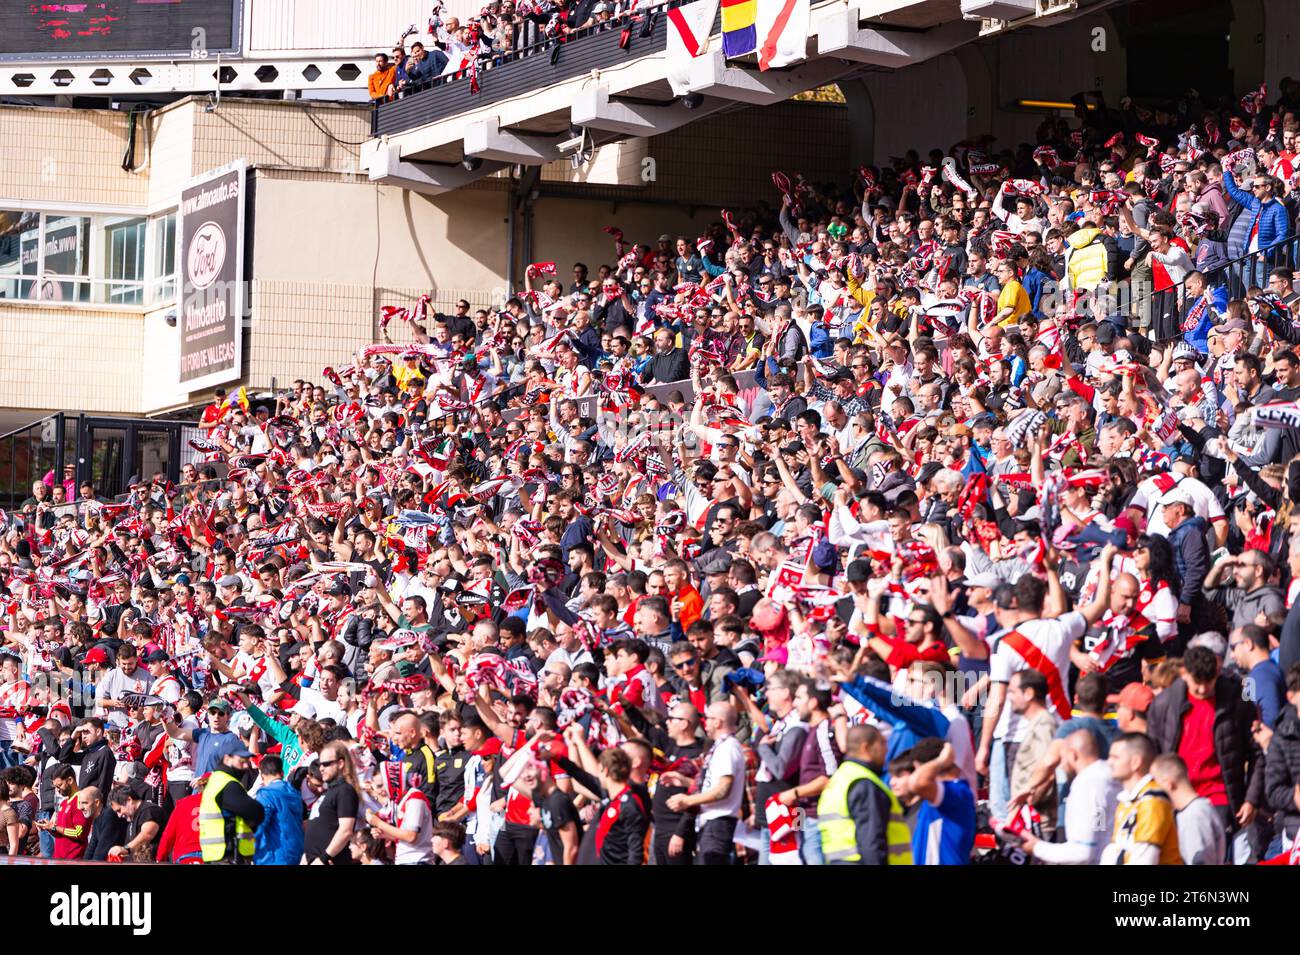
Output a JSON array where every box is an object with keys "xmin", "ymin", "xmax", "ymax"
[
  {"xmin": 1188, "ymin": 631, "xmax": 1228, "ymax": 660},
  {"xmin": 1108, "ymin": 682, "xmax": 1155, "ymax": 714},
  {"xmin": 327, "ymin": 579, "xmax": 353, "ymax": 598},
  {"xmin": 756, "ymin": 646, "xmax": 788, "ymax": 665},
  {"xmin": 290, "ymin": 700, "xmax": 317, "ymax": 719},
  {"xmin": 963, "ymin": 572, "xmax": 1000, "ymax": 590},
  {"xmin": 1159, "ymin": 487, "xmax": 1194, "ymax": 508},
  {"xmin": 1170, "ymin": 341, "xmax": 1200, "ymax": 362},
  {"xmin": 695, "ymin": 550, "xmax": 733, "ymax": 577},
  {"xmin": 1094, "ymin": 322, "xmax": 1117, "ymax": 344},
  {"xmin": 811, "ymin": 539, "xmax": 838, "ymax": 572},
  {"xmin": 207, "ymin": 699, "xmax": 232, "ymax": 714},
  {"xmin": 216, "ymin": 574, "xmax": 242, "ymax": 589},
  {"xmin": 846, "ymin": 559, "xmax": 873, "ymax": 583},
  {"xmin": 144, "ymin": 649, "xmax": 170, "ymax": 664},
  {"xmin": 82, "ymin": 647, "xmax": 109, "ymax": 666}
]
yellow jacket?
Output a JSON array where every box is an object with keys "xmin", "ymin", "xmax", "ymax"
[{"xmin": 1066, "ymin": 227, "xmax": 1109, "ymax": 292}]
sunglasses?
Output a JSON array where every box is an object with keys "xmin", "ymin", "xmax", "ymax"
[
  {"xmin": 672, "ymin": 659, "xmax": 699, "ymax": 670},
  {"xmin": 318, "ymin": 758, "xmax": 342, "ymax": 768}
]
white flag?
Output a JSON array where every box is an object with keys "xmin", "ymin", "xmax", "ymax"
[
  {"xmin": 755, "ymin": 0, "xmax": 810, "ymax": 71},
  {"xmin": 666, "ymin": 0, "xmax": 719, "ymax": 96}
]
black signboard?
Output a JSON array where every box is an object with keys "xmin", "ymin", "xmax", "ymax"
[{"xmin": 178, "ymin": 160, "xmax": 245, "ymax": 390}]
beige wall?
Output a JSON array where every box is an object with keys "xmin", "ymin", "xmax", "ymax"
[
  {"xmin": 1, "ymin": 303, "xmax": 143, "ymax": 413},
  {"xmin": 0, "ymin": 105, "xmax": 149, "ymax": 208},
  {"xmin": 236, "ymin": 172, "xmax": 511, "ymax": 390}
]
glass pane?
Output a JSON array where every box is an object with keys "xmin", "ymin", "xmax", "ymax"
[
  {"xmin": 161, "ymin": 213, "xmax": 176, "ymax": 277},
  {"xmin": 150, "ymin": 213, "xmax": 178, "ymax": 305},
  {"xmin": 134, "ymin": 430, "xmax": 171, "ymax": 486},
  {"xmin": 89, "ymin": 427, "xmax": 126, "ymax": 499},
  {"xmin": 105, "ymin": 216, "xmax": 146, "ymax": 305},
  {"xmin": 0, "ymin": 209, "xmax": 40, "ymax": 300},
  {"xmin": 40, "ymin": 214, "xmax": 91, "ymax": 303}
]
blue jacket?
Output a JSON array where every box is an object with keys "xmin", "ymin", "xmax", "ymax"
[
  {"xmin": 838, "ymin": 674, "xmax": 950, "ymax": 772},
  {"xmin": 1182, "ymin": 285, "xmax": 1229, "ymax": 354},
  {"xmin": 1223, "ymin": 171, "xmax": 1291, "ymax": 252},
  {"xmin": 254, "ymin": 779, "xmax": 305, "ymax": 866}
]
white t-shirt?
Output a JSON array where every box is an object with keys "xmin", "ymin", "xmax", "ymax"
[
  {"xmin": 296, "ymin": 687, "xmax": 345, "ymax": 725},
  {"xmin": 697, "ymin": 734, "xmax": 747, "ymax": 826},
  {"xmin": 990, "ymin": 612, "xmax": 1086, "ymax": 742},
  {"xmin": 232, "ymin": 651, "xmax": 281, "ymax": 701},
  {"xmin": 0, "ymin": 680, "xmax": 31, "ymax": 741},
  {"xmin": 165, "ymin": 715, "xmax": 200, "ymax": 783},
  {"xmin": 150, "ymin": 673, "xmax": 184, "ymax": 705},
  {"xmin": 1130, "ymin": 475, "xmax": 1224, "ymax": 538},
  {"xmin": 393, "ymin": 792, "xmax": 435, "ymax": 865}
]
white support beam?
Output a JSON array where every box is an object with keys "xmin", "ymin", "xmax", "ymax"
[
  {"xmin": 817, "ymin": 11, "xmax": 981, "ymax": 67},
  {"xmin": 685, "ymin": 50, "xmax": 802, "ymax": 105},
  {"xmin": 683, "ymin": 50, "xmax": 848, "ymax": 106},
  {"xmin": 463, "ymin": 117, "xmax": 561, "ymax": 164},
  {"xmin": 571, "ymin": 86, "xmax": 733, "ymax": 140},
  {"xmin": 362, "ymin": 140, "xmax": 505, "ymax": 196},
  {"xmin": 571, "ymin": 85, "xmax": 677, "ymax": 136}
]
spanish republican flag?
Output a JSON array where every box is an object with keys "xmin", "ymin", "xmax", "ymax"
[
  {"xmin": 721, "ymin": 0, "xmax": 757, "ymax": 58},
  {"xmin": 220, "ymin": 386, "xmax": 250, "ymax": 415}
]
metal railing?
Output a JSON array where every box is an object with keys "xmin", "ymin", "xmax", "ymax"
[
  {"xmin": 1121, "ymin": 234, "xmax": 1295, "ymax": 331},
  {"xmin": 370, "ymin": 0, "xmax": 696, "ymax": 137}
]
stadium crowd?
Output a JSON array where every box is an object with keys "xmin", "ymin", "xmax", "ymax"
[
  {"xmin": 368, "ymin": 0, "xmax": 664, "ymax": 103},
  {"xmin": 5, "ymin": 76, "xmax": 1300, "ymax": 866}
]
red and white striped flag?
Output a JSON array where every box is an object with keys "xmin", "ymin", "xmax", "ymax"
[
  {"xmin": 666, "ymin": 0, "xmax": 719, "ymax": 95},
  {"xmin": 756, "ymin": 0, "xmax": 810, "ymax": 71}
]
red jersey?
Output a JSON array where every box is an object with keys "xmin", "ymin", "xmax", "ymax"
[
  {"xmin": 156, "ymin": 793, "xmax": 203, "ymax": 863},
  {"xmin": 53, "ymin": 793, "xmax": 89, "ymax": 860}
]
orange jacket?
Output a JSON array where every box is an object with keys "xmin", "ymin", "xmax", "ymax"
[{"xmin": 368, "ymin": 66, "xmax": 396, "ymax": 101}]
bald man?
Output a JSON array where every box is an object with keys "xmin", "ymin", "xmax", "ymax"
[
  {"xmin": 79, "ymin": 785, "xmax": 128, "ymax": 862},
  {"xmin": 1021, "ymin": 730, "xmax": 1118, "ymax": 864},
  {"xmin": 1073, "ymin": 572, "xmax": 1164, "ymax": 692},
  {"xmin": 666, "ymin": 702, "xmax": 745, "ymax": 864},
  {"xmin": 392, "ymin": 711, "xmax": 439, "ymax": 804}
]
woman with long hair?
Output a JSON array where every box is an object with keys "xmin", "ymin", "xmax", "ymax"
[
  {"xmin": 1130, "ymin": 533, "xmax": 1181, "ymax": 646},
  {"xmin": 304, "ymin": 740, "xmax": 360, "ymax": 865}
]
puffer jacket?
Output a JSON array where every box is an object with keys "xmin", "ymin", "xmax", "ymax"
[
  {"xmin": 1224, "ymin": 170, "xmax": 1291, "ymax": 253},
  {"xmin": 1265, "ymin": 703, "xmax": 1300, "ymax": 839},
  {"xmin": 1065, "ymin": 227, "xmax": 1110, "ymax": 291},
  {"xmin": 1147, "ymin": 675, "xmax": 1264, "ymax": 814}
]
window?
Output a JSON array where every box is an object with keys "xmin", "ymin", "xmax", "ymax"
[
  {"xmin": 0, "ymin": 209, "xmax": 174, "ymax": 306},
  {"xmin": 40, "ymin": 214, "xmax": 91, "ymax": 303},
  {"xmin": 105, "ymin": 216, "xmax": 146, "ymax": 305},
  {"xmin": 0, "ymin": 209, "xmax": 40, "ymax": 300},
  {"xmin": 151, "ymin": 212, "xmax": 177, "ymax": 304}
]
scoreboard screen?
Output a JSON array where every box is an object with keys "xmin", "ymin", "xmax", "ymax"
[{"xmin": 0, "ymin": 1, "xmax": 240, "ymax": 60}]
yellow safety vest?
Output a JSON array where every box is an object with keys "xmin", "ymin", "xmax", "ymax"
[
  {"xmin": 817, "ymin": 760, "xmax": 913, "ymax": 865},
  {"xmin": 199, "ymin": 770, "xmax": 255, "ymax": 863}
]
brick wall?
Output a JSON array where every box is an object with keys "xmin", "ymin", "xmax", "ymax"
[{"xmin": 0, "ymin": 304, "xmax": 143, "ymax": 412}]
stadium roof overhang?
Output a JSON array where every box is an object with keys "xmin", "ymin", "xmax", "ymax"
[{"xmin": 361, "ymin": 0, "xmax": 1120, "ymax": 196}]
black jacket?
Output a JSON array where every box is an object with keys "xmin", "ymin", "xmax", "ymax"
[
  {"xmin": 1147, "ymin": 676, "xmax": 1263, "ymax": 813},
  {"xmin": 1168, "ymin": 516, "xmax": 1210, "ymax": 607},
  {"xmin": 841, "ymin": 758, "xmax": 894, "ymax": 865},
  {"xmin": 639, "ymin": 347, "xmax": 690, "ymax": 385},
  {"xmin": 56, "ymin": 738, "xmax": 117, "ymax": 797},
  {"xmin": 1281, "ymin": 599, "xmax": 1300, "ymax": 674},
  {"xmin": 84, "ymin": 808, "xmax": 128, "ymax": 862},
  {"xmin": 1265, "ymin": 703, "xmax": 1300, "ymax": 839}
]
